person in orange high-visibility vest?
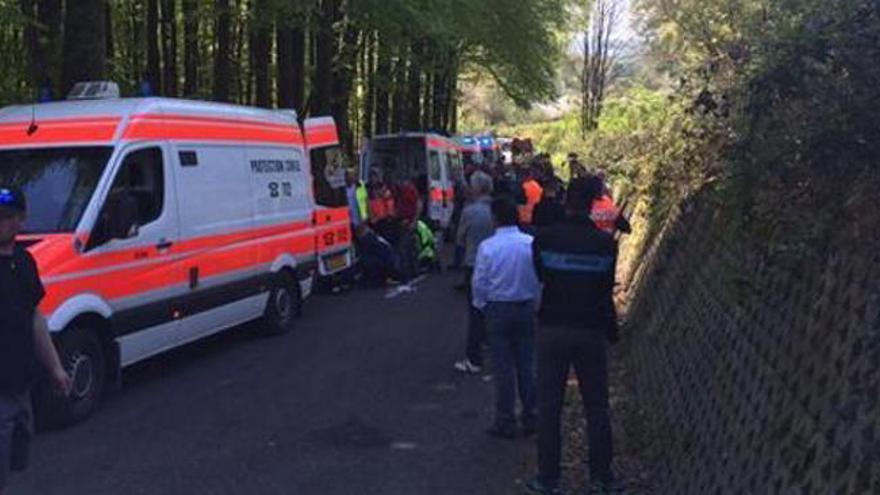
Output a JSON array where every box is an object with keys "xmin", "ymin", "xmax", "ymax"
[
  {"xmin": 367, "ymin": 169, "xmax": 395, "ymax": 223},
  {"xmin": 518, "ymin": 170, "xmax": 544, "ymax": 225},
  {"xmin": 588, "ymin": 175, "xmax": 631, "ymax": 235}
]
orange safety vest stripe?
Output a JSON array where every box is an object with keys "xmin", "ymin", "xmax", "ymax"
[{"xmin": 518, "ymin": 180, "xmax": 544, "ymax": 224}]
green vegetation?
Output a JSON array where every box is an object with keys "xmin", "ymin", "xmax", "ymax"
[{"xmin": 500, "ymin": 0, "xmax": 880, "ymax": 271}]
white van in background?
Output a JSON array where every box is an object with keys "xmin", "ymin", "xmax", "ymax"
[{"xmin": 360, "ymin": 132, "xmax": 464, "ymax": 230}]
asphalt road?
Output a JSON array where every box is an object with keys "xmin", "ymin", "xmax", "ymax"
[{"xmin": 11, "ymin": 272, "xmax": 534, "ymax": 495}]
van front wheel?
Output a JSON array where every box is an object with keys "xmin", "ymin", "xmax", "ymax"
[
  {"xmin": 261, "ymin": 272, "xmax": 300, "ymax": 335},
  {"xmin": 36, "ymin": 326, "xmax": 106, "ymax": 427}
]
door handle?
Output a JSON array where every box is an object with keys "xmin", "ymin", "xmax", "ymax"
[{"xmin": 156, "ymin": 239, "xmax": 174, "ymax": 251}]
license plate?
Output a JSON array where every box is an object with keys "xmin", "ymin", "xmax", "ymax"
[{"xmin": 325, "ymin": 253, "xmax": 347, "ymax": 271}]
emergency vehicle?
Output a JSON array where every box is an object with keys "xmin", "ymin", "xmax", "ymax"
[
  {"xmin": 477, "ymin": 135, "xmax": 500, "ymax": 165},
  {"xmin": 454, "ymin": 135, "xmax": 483, "ymax": 168},
  {"xmin": 0, "ymin": 83, "xmax": 353, "ymax": 424},
  {"xmin": 359, "ymin": 132, "xmax": 463, "ymax": 230}
]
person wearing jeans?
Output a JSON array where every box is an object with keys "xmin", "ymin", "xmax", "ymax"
[
  {"xmin": 525, "ymin": 177, "xmax": 623, "ymax": 495},
  {"xmin": 471, "ymin": 197, "xmax": 541, "ymax": 438},
  {"xmin": 454, "ymin": 172, "xmax": 495, "ymax": 374}
]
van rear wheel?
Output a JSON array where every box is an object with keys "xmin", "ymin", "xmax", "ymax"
[
  {"xmin": 36, "ymin": 326, "xmax": 106, "ymax": 427},
  {"xmin": 261, "ymin": 272, "xmax": 301, "ymax": 335}
]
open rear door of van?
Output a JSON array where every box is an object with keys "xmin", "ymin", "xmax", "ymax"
[{"xmin": 303, "ymin": 117, "xmax": 354, "ymax": 278}]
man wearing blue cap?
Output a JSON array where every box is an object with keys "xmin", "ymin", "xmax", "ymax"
[{"xmin": 0, "ymin": 186, "xmax": 71, "ymax": 495}]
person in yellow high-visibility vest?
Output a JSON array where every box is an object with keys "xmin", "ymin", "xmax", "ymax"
[{"xmin": 345, "ymin": 170, "xmax": 369, "ymax": 226}]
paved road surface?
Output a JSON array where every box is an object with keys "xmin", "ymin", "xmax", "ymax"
[{"xmin": 12, "ymin": 272, "xmax": 534, "ymax": 495}]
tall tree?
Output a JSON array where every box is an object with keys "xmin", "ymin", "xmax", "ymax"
[
  {"xmin": 252, "ymin": 0, "xmax": 272, "ymax": 107},
  {"xmin": 331, "ymin": 19, "xmax": 359, "ymax": 155},
  {"xmin": 311, "ymin": 0, "xmax": 338, "ymax": 115},
  {"xmin": 146, "ymin": 0, "xmax": 161, "ymax": 94},
  {"xmin": 404, "ymin": 39, "xmax": 422, "ymax": 130},
  {"xmin": 213, "ymin": 0, "xmax": 232, "ymax": 102},
  {"xmin": 373, "ymin": 33, "xmax": 391, "ymax": 134},
  {"xmin": 390, "ymin": 44, "xmax": 408, "ymax": 132},
  {"xmin": 161, "ymin": 0, "xmax": 178, "ymax": 96},
  {"xmin": 581, "ymin": 0, "xmax": 623, "ymax": 133},
  {"xmin": 182, "ymin": 0, "xmax": 199, "ymax": 96},
  {"xmin": 61, "ymin": 0, "xmax": 106, "ymax": 93}
]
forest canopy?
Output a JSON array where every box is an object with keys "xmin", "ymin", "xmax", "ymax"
[{"xmin": 1, "ymin": 0, "xmax": 569, "ymax": 153}]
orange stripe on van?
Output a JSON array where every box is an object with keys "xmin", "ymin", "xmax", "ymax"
[
  {"xmin": 0, "ymin": 116, "xmax": 121, "ymax": 146},
  {"xmin": 36, "ymin": 221, "xmax": 316, "ymax": 314},
  {"xmin": 304, "ymin": 124, "xmax": 339, "ymax": 147},
  {"xmin": 428, "ymin": 138, "xmax": 456, "ymax": 150},
  {"xmin": 123, "ymin": 114, "xmax": 303, "ymax": 145}
]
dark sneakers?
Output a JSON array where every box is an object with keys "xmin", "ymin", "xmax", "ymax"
[{"xmin": 523, "ymin": 477, "xmax": 565, "ymax": 495}]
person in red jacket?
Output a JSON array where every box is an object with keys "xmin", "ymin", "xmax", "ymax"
[{"xmin": 392, "ymin": 178, "xmax": 421, "ymax": 282}]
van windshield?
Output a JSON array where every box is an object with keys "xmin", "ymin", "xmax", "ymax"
[{"xmin": 0, "ymin": 147, "xmax": 113, "ymax": 234}]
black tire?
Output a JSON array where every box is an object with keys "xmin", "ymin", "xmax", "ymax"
[
  {"xmin": 37, "ymin": 327, "xmax": 106, "ymax": 427},
  {"xmin": 261, "ymin": 272, "xmax": 301, "ymax": 335}
]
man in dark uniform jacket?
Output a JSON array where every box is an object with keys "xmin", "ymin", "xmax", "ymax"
[
  {"xmin": 524, "ymin": 177, "xmax": 624, "ymax": 495},
  {"xmin": 0, "ymin": 186, "xmax": 71, "ymax": 495}
]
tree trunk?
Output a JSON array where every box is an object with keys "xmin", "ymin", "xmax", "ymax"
[
  {"xmin": 332, "ymin": 20, "xmax": 359, "ymax": 157},
  {"xmin": 22, "ymin": 0, "xmax": 63, "ymax": 96},
  {"xmin": 61, "ymin": 0, "xmax": 106, "ymax": 94},
  {"xmin": 213, "ymin": 0, "xmax": 232, "ymax": 102},
  {"xmin": 374, "ymin": 33, "xmax": 391, "ymax": 135},
  {"xmin": 448, "ymin": 60, "xmax": 459, "ymax": 133},
  {"xmin": 431, "ymin": 53, "xmax": 450, "ymax": 131},
  {"xmin": 253, "ymin": 0, "xmax": 271, "ymax": 108},
  {"xmin": 276, "ymin": 26, "xmax": 294, "ymax": 108},
  {"xmin": 292, "ymin": 27, "xmax": 306, "ymax": 115},
  {"xmin": 405, "ymin": 40, "xmax": 422, "ymax": 131},
  {"xmin": 390, "ymin": 43, "xmax": 408, "ymax": 133},
  {"xmin": 161, "ymin": 0, "xmax": 178, "ymax": 96},
  {"xmin": 311, "ymin": 0, "xmax": 337, "ymax": 116},
  {"xmin": 421, "ymin": 67, "xmax": 432, "ymax": 130},
  {"xmin": 146, "ymin": 0, "xmax": 161, "ymax": 94},
  {"xmin": 20, "ymin": 0, "xmax": 42, "ymax": 87},
  {"xmin": 182, "ymin": 0, "xmax": 199, "ymax": 97},
  {"xmin": 362, "ymin": 30, "xmax": 376, "ymax": 138},
  {"xmin": 105, "ymin": 2, "xmax": 115, "ymax": 75}
]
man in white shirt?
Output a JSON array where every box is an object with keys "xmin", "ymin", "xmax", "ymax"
[{"xmin": 472, "ymin": 198, "xmax": 542, "ymax": 438}]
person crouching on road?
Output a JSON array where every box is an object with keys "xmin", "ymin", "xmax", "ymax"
[
  {"xmin": 354, "ymin": 224, "xmax": 398, "ymax": 287},
  {"xmin": 472, "ymin": 198, "xmax": 541, "ymax": 439},
  {"xmin": 453, "ymin": 171, "xmax": 495, "ymax": 375},
  {"xmin": 524, "ymin": 177, "xmax": 624, "ymax": 495},
  {"xmin": 0, "ymin": 186, "xmax": 72, "ymax": 495}
]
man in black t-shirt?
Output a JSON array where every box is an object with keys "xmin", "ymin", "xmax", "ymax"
[{"xmin": 0, "ymin": 186, "xmax": 71, "ymax": 495}]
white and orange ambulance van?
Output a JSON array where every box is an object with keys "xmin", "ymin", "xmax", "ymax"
[
  {"xmin": 0, "ymin": 85, "xmax": 353, "ymax": 424},
  {"xmin": 360, "ymin": 132, "xmax": 464, "ymax": 230}
]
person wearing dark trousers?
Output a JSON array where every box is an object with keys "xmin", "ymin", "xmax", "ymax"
[
  {"xmin": 0, "ymin": 186, "xmax": 72, "ymax": 495},
  {"xmin": 472, "ymin": 198, "xmax": 542, "ymax": 439},
  {"xmin": 453, "ymin": 172, "xmax": 495, "ymax": 374},
  {"xmin": 524, "ymin": 177, "xmax": 624, "ymax": 495},
  {"xmin": 392, "ymin": 178, "xmax": 421, "ymax": 283}
]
